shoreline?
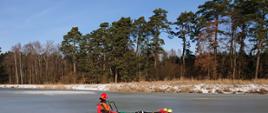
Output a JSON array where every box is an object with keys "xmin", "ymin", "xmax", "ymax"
[{"xmin": 1, "ymin": 80, "xmax": 268, "ymax": 94}]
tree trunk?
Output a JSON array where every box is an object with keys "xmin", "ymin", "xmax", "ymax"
[
  {"xmin": 207, "ymin": 67, "xmax": 210, "ymax": 80},
  {"xmin": 38, "ymin": 57, "xmax": 42, "ymax": 84},
  {"xmin": 14, "ymin": 52, "xmax": 19, "ymax": 84},
  {"xmin": 238, "ymin": 25, "xmax": 246, "ymax": 79},
  {"xmin": 182, "ymin": 37, "xmax": 186, "ymax": 77},
  {"xmin": 154, "ymin": 54, "xmax": 157, "ymax": 69},
  {"xmin": 115, "ymin": 69, "xmax": 118, "ymax": 83},
  {"xmin": 34, "ymin": 59, "xmax": 38, "ymax": 84},
  {"xmin": 255, "ymin": 51, "xmax": 260, "ymax": 80},
  {"xmin": 135, "ymin": 36, "xmax": 140, "ymax": 56},
  {"xmin": 213, "ymin": 17, "xmax": 219, "ymax": 79},
  {"xmin": 233, "ymin": 54, "xmax": 237, "ymax": 80},
  {"xmin": 8, "ymin": 66, "xmax": 12, "ymax": 83},
  {"xmin": 73, "ymin": 62, "xmax": 76, "ymax": 75},
  {"xmin": 255, "ymin": 49, "xmax": 260, "ymax": 80},
  {"xmin": 135, "ymin": 36, "xmax": 141, "ymax": 81},
  {"xmin": 45, "ymin": 57, "xmax": 48, "ymax": 82},
  {"xmin": 29, "ymin": 61, "xmax": 31, "ymax": 84},
  {"xmin": 230, "ymin": 27, "xmax": 237, "ymax": 80},
  {"xmin": 19, "ymin": 52, "xmax": 23, "ymax": 84},
  {"xmin": 146, "ymin": 55, "xmax": 149, "ymax": 79},
  {"xmin": 255, "ymin": 39, "xmax": 264, "ymax": 80}
]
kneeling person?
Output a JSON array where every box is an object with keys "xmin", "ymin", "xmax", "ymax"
[{"xmin": 97, "ymin": 92, "xmax": 117, "ymax": 113}]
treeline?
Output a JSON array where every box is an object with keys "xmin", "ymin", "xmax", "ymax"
[
  {"xmin": 0, "ymin": 42, "xmax": 74, "ymax": 84},
  {"xmin": 0, "ymin": 0, "xmax": 268, "ymax": 84}
]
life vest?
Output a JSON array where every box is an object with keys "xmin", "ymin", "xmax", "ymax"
[{"xmin": 97, "ymin": 102, "xmax": 111, "ymax": 113}]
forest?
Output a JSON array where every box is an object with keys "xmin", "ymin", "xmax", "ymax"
[{"xmin": 0, "ymin": 0, "xmax": 267, "ymax": 84}]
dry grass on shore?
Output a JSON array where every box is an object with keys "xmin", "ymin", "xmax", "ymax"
[
  {"xmin": 1, "ymin": 79, "xmax": 268, "ymax": 94},
  {"xmin": 108, "ymin": 79, "xmax": 268, "ymax": 94},
  {"xmin": 164, "ymin": 79, "xmax": 268, "ymax": 85}
]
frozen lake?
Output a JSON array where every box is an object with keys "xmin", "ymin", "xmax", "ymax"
[{"xmin": 0, "ymin": 88, "xmax": 268, "ymax": 113}]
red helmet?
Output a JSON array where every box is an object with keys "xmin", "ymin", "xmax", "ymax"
[{"xmin": 100, "ymin": 92, "xmax": 108, "ymax": 100}]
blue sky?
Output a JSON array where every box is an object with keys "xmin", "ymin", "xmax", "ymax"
[{"xmin": 0, "ymin": 0, "xmax": 207, "ymax": 53}]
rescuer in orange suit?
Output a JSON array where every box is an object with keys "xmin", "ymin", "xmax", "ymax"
[{"xmin": 97, "ymin": 92, "xmax": 117, "ymax": 113}]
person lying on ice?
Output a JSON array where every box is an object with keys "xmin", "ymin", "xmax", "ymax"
[{"xmin": 97, "ymin": 92, "xmax": 117, "ymax": 113}]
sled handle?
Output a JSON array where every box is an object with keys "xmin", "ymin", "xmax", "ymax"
[{"xmin": 108, "ymin": 101, "xmax": 119, "ymax": 112}]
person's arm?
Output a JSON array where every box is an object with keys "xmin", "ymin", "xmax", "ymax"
[{"xmin": 97, "ymin": 104, "xmax": 102, "ymax": 113}]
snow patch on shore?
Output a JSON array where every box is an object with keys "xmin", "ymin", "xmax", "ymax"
[
  {"xmin": 66, "ymin": 84, "xmax": 108, "ymax": 91},
  {"xmin": 181, "ymin": 84, "xmax": 268, "ymax": 94},
  {"xmin": 16, "ymin": 90, "xmax": 95, "ymax": 95},
  {"xmin": 0, "ymin": 84, "xmax": 109, "ymax": 91}
]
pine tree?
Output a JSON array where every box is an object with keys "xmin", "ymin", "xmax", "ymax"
[
  {"xmin": 148, "ymin": 8, "xmax": 170, "ymax": 69},
  {"xmin": 197, "ymin": 0, "xmax": 228, "ymax": 79},
  {"xmin": 132, "ymin": 16, "xmax": 150, "ymax": 80},
  {"xmin": 250, "ymin": 0, "xmax": 268, "ymax": 79},
  {"xmin": 60, "ymin": 27, "xmax": 82, "ymax": 77},
  {"xmin": 108, "ymin": 17, "xmax": 134, "ymax": 83},
  {"xmin": 172, "ymin": 11, "xmax": 195, "ymax": 78}
]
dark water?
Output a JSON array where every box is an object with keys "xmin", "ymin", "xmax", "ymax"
[{"xmin": 0, "ymin": 88, "xmax": 268, "ymax": 113}]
